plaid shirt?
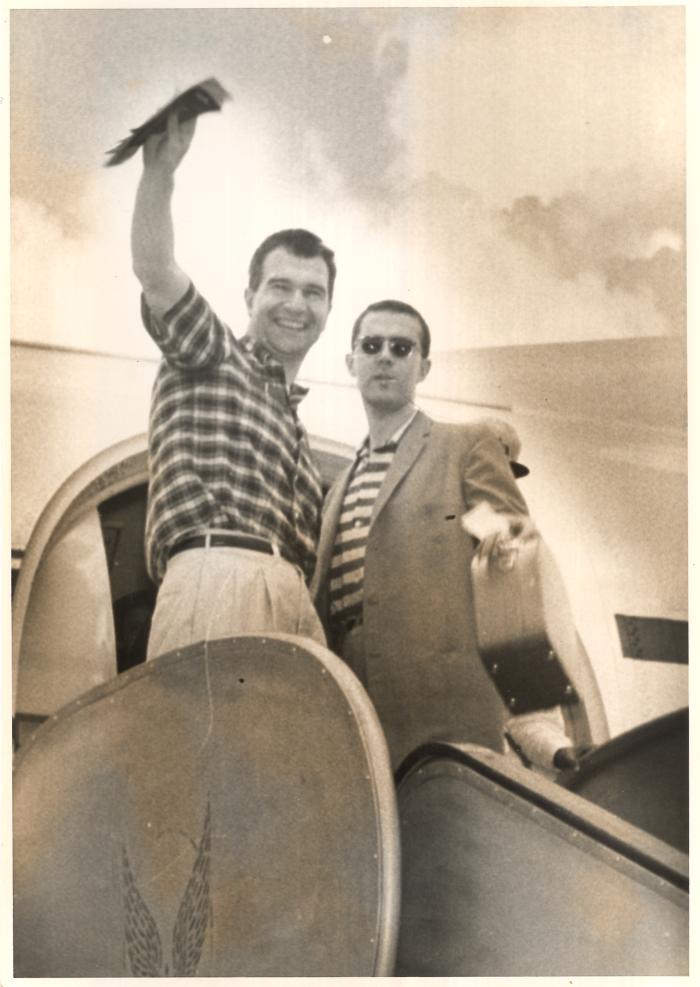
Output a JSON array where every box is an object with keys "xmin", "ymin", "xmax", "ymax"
[{"xmin": 141, "ymin": 282, "xmax": 323, "ymax": 584}]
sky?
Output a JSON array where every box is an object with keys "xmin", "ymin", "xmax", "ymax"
[{"xmin": 9, "ymin": 4, "xmax": 686, "ymax": 381}]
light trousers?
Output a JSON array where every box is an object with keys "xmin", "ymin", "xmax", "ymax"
[{"xmin": 147, "ymin": 545, "xmax": 326, "ymax": 661}]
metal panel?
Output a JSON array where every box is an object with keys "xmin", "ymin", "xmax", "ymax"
[
  {"xmin": 562, "ymin": 707, "xmax": 688, "ymax": 853},
  {"xmin": 396, "ymin": 742, "xmax": 687, "ymax": 976},
  {"xmin": 14, "ymin": 635, "xmax": 400, "ymax": 977},
  {"xmin": 615, "ymin": 614, "xmax": 688, "ymax": 663}
]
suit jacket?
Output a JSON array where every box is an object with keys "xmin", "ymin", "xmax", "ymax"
[{"xmin": 312, "ymin": 410, "xmax": 530, "ymax": 770}]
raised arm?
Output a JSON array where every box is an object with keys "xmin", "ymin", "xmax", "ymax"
[{"xmin": 131, "ymin": 112, "xmax": 196, "ymax": 317}]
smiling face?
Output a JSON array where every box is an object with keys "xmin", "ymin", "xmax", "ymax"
[
  {"xmin": 244, "ymin": 247, "xmax": 331, "ymax": 365},
  {"xmin": 346, "ymin": 309, "xmax": 431, "ymax": 413}
]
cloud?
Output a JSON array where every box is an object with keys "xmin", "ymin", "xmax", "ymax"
[
  {"xmin": 384, "ymin": 7, "xmax": 683, "ymax": 207},
  {"xmin": 500, "ymin": 178, "xmax": 685, "ymax": 333},
  {"xmin": 11, "ymin": 195, "xmax": 154, "ymax": 357},
  {"xmin": 327, "ymin": 168, "xmax": 679, "ymax": 352},
  {"xmin": 303, "ymin": 29, "xmax": 409, "ymax": 203},
  {"xmin": 295, "ymin": 7, "xmax": 685, "ymax": 350},
  {"xmin": 10, "ymin": 6, "xmax": 684, "ymax": 363},
  {"xmin": 375, "ymin": 35, "xmax": 410, "ymax": 91}
]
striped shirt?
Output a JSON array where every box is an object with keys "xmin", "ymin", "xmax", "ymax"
[
  {"xmin": 141, "ymin": 282, "xmax": 323, "ymax": 584},
  {"xmin": 329, "ymin": 414, "xmax": 416, "ymax": 621}
]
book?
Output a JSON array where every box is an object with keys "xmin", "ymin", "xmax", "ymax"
[{"xmin": 104, "ymin": 78, "xmax": 231, "ymax": 167}]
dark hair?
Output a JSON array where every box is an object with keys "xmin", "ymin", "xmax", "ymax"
[
  {"xmin": 248, "ymin": 229, "xmax": 337, "ymax": 302},
  {"xmin": 351, "ymin": 299, "xmax": 431, "ymax": 357}
]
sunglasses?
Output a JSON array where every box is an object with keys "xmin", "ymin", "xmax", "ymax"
[{"xmin": 356, "ymin": 335, "xmax": 418, "ymax": 359}]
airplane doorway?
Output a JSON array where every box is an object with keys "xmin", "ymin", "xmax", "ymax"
[{"xmin": 97, "ymin": 483, "xmax": 155, "ymax": 673}]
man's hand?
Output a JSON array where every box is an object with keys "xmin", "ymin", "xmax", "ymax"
[
  {"xmin": 475, "ymin": 514, "xmax": 538, "ymax": 569},
  {"xmin": 142, "ymin": 111, "xmax": 197, "ymax": 175},
  {"xmin": 105, "ymin": 77, "xmax": 228, "ymax": 167}
]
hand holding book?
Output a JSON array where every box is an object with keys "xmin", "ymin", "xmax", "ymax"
[{"xmin": 105, "ymin": 78, "xmax": 230, "ymax": 167}]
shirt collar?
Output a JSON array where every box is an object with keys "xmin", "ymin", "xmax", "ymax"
[
  {"xmin": 240, "ymin": 332, "xmax": 278, "ymax": 367},
  {"xmin": 288, "ymin": 383, "xmax": 310, "ymax": 408},
  {"xmin": 356, "ymin": 408, "xmax": 418, "ymax": 460},
  {"xmin": 240, "ymin": 333, "xmax": 309, "ymax": 407}
]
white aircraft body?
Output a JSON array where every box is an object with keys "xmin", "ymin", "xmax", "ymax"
[
  {"xmin": 11, "ymin": 332, "xmax": 687, "ymax": 737},
  {"xmin": 10, "ymin": 331, "xmax": 688, "ymax": 977}
]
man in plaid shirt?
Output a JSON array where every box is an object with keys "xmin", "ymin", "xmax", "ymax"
[{"xmin": 131, "ymin": 112, "xmax": 334, "ymax": 659}]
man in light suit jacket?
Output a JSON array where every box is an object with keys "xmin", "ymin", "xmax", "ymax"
[{"xmin": 312, "ymin": 299, "xmax": 568, "ymax": 771}]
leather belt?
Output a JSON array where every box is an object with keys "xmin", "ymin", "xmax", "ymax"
[{"xmin": 168, "ymin": 533, "xmax": 293, "ymax": 564}]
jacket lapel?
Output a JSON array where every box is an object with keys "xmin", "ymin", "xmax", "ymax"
[
  {"xmin": 370, "ymin": 411, "xmax": 432, "ymax": 528},
  {"xmin": 311, "ymin": 463, "xmax": 354, "ymax": 599}
]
